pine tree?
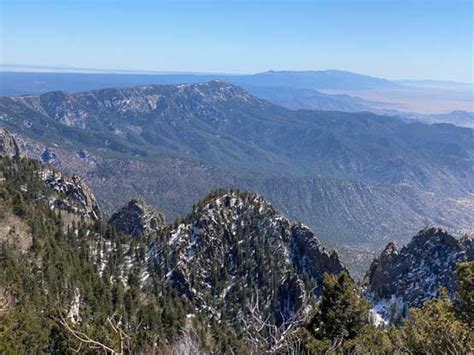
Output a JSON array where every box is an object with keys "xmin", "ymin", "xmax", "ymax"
[
  {"xmin": 307, "ymin": 271, "xmax": 370, "ymax": 342},
  {"xmin": 397, "ymin": 288, "xmax": 473, "ymax": 354},
  {"xmin": 455, "ymin": 262, "xmax": 473, "ymax": 327}
]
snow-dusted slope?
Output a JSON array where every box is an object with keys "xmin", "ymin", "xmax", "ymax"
[
  {"xmin": 40, "ymin": 168, "xmax": 101, "ymax": 220},
  {"xmin": 150, "ymin": 189, "xmax": 344, "ymax": 326},
  {"xmin": 365, "ymin": 227, "xmax": 473, "ymax": 322}
]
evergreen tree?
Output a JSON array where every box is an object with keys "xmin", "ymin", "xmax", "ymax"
[
  {"xmin": 396, "ymin": 288, "xmax": 473, "ymax": 354},
  {"xmin": 307, "ymin": 271, "xmax": 370, "ymax": 342},
  {"xmin": 455, "ymin": 262, "xmax": 473, "ymax": 327}
]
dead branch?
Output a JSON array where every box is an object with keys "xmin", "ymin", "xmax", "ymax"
[
  {"xmin": 57, "ymin": 312, "xmax": 131, "ymax": 354},
  {"xmin": 0, "ymin": 289, "xmax": 12, "ymax": 316},
  {"xmin": 242, "ymin": 289, "xmax": 309, "ymax": 354}
]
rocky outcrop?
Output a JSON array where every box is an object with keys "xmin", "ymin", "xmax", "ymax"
[
  {"xmin": 0, "ymin": 130, "xmax": 101, "ymax": 221},
  {"xmin": 290, "ymin": 223, "xmax": 344, "ymax": 278},
  {"xmin": 365, "ymin": 227, "xmax": 473, "ymax": 308},
  {"xmin": 41, "ymin": 147, "xmax": 60, "ymax": 165},
  {"xmin": 40, "ymin": 169, "xmax": 101, "ymax": 220},
  {"xmin": 150, "ymin": 189, "xmax": 344, "ymax": 326},
  {"xmin": 0, "ymin": 128, "xmax": 22, "ymax": 158},
  {"xmin": 0, "ymin": 214, "xmax": 32, "ymax": 253},
  {"xmin": 109, "ymin": 198, "xmax": 165, "ymax": 237}
]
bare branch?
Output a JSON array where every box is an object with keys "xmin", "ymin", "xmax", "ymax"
[
  {"xmin": 57, "ymin": 314, "xmax": 118, "ymax": 354},
  {"xmin": 242, "ymin": 289, "xmax": 309, "ymax": 354},
  {"xmin": 57, "ymin": 312, "xmax": 131, "ymax": 354}
]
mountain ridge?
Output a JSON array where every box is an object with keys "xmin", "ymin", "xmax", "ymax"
[
  {"xmin": 2, "ymin": 69, "xmax": 471, "ymax": 116},
  {"xmin": 1, "ymin": 82, "xmax": 473, "ymax": 269}
]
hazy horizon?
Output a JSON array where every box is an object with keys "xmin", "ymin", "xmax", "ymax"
[
  {"xmin": 1, "ymin": 64, "xmax": 473, "ymax": 85},
  {"xmin": 2, "ymin": 0, "xmax": 472, "ymax": 83}
]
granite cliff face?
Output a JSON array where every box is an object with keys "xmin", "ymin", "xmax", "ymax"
[
  {"xmin": 0, "ymin": 128, "xmax": 22, "ymax": 158},
  {"xmin": 40, "ymin": 168, "xmax": 102, "ymax": 220},
  {"xmin": 109, "ymin": 198, "xmax": 165, "ymax": 236},
  {"xmin": 365, "ymin": 227, "xmax": 473, "ymax": 321}
]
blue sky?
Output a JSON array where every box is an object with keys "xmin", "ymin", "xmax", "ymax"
[{"xmin": 1, "ymin": 0, "xmax": 472, "ymax": 82}]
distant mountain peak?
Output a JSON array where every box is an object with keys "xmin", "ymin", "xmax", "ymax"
[
  {"xmin": 180, "ymin": 80, "xmax": 253, "ymax": 101},
  {"xmin": 246, "ymin": 69, "xmax": 397, "ymax": 90}
]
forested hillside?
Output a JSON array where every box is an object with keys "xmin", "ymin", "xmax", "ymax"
[
  {"xmin": 1, "ymin": 82, "xmax": 472, "ymax": 271},
  {"xmin": 0, "ymin": 130, "xmax": 472, "ymax": 353}
]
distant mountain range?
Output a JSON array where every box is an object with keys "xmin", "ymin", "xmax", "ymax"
[
  {"xmin": 0, "ymin": 69, "xmax": 395, "ymax": 116},
  {"xmin": 0, "ymin": 68, "xmax": 396, "ymax": 95},
  {"xmin": 410, "ymin": 111, "xmax": 474, "ymax": 129},
  {"xmin": 1, "ymin": 69, "xmax": 472, "ymax": 121},
  {"xmin": 0, "ymin": 81, "xmax": 472, "ymax": 277},
  {"xmin": 229, "ymin": 69, "xmax": 398, "ymax": 90}
]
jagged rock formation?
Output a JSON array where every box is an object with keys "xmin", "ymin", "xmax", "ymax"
[
  {"xmin": 109, "ymin": 198, "xmax": 165, "ymax": 236},
  {"xmin": 0, "ymin": 155, "xmax": 167, "ymax": 352},
  {"xmin": 150, "ymin": 190, "xmax": 344, "ymax": 326},
  {"xmin": 0, "ymin": 129, "xmax": 100, "ymax": 221},
  {"xmin": 0, "ymin": 128, "xmax": 22, "ymax": 158},
  {"xmin": 40, "ymin": 147, "xmax": 60, "ymax": 165},
  {"xmin": 40, "ymin": 169, "xmax": 101, "ymax": 220},
  {"xmin": 365, "ymin": 227, "xmax": 473, "ymax": 309}
]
